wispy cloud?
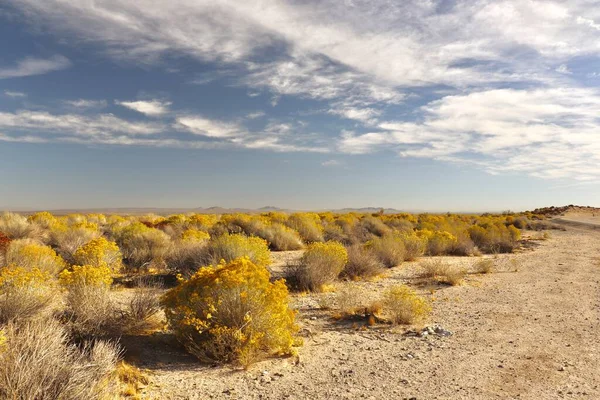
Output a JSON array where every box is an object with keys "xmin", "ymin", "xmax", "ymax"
[
  {"xmin": 0, "ymin": 55, "xmax": 70, "ymax": 79},
  {"xmin": 321, "ymin": 159, "xmax": 342, "ymax": 167},
  {"xmin": 3, "ymin": 90, "xmax": 26, "ymax": 98},
  {"xmin": 115, "ymin": 100, "xmax": 171, "ymax": 116},
  {"xmin": 64, "ymin": 99, "xmax": 107, "ymax": 109},
  {"xmin": 246, "ymin": 111, "xmax": 265, "ymax": 119},
  {"xmin": 175, "ymin": 116, "xmax": 243, "ymax": 138}
]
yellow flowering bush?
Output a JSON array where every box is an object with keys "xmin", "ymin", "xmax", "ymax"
[
  {"xmin": 285, "ymin": 213, "xmax": 323, "ymax": 243},
  {"xmin": 400, "ymin": 233, "xmax": 426, "ymax": 261},
  {"xmin": 73, "ymin": 237, "xmax": 122, "ymax": 272},
  {"xmin": 162, "ymin": 257, "xmax": 298, "ymax": 367},
  {"xmin": 4, "ymin": 239, "xmax": 66, "ymax": 275},
  {"xmin": 115, "ymin": 222, "xmax": 171, "ymax": 271},
  {"xmin": 382, "ymin": 285, "xmax": 431, "ymax": 324},
  {"xmin": 59, "ymin": 265, "xmax": 113, "ymax": 288},
  {"xmin": 27, "ymin": 211, "xmax": 59, "ymax": 229},
  {"xmin": 181, "ymin": 229, "xmax": 211, "ymax": 242},
  {"xmin": 187, "ymin": 214, "xmax": 218, "ymax": 230},
  {"xmin": 0, "ymin": 266, "xmax": 56, "ymax": 323},
  {"xmin": 288, "ymin": 241, "xmax": 348, "ymax": 291},
  {"xmin": 201, "ymin": 234, "xmax": 271, "ymax": 268},
  {"xmin": 422, "ymin": 230, "xmax": 458, "ymax": 256}
]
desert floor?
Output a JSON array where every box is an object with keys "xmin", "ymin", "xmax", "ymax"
[{"xmin": 134, "ymin": 214, "xmax": 600, "ymax": 399}]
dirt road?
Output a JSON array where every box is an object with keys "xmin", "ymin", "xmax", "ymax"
[{"xmin": 143, "ymin": 222, "xmax": 600, "ymax": 399}]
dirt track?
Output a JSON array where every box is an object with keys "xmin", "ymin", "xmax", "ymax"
[{"xmin": 142, "ymin": 219, "xmax": 600, "ymax": 399}]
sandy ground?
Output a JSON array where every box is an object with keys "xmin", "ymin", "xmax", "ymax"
[{"xmin": 136, "ymin": 219, "xmax": 600, "ymax": 399}]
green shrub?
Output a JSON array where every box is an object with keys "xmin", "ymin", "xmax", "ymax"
[{"xmin": 162, "ymin": 257, "xmax": 297, "ymax": 367}]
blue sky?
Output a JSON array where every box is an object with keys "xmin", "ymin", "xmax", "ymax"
[{"xmin": 0, "ymin": 0, "xmax": 599, "ymax": 212}]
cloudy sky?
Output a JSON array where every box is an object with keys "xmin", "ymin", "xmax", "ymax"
[{"xmin": 1, "ymin": 0, "xmax": 599, "ymax": 211}]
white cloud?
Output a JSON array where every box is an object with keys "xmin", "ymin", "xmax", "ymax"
[
  {"xmin": 64, "ymin": 99, "xmax": 107, "ymax": 109},
  {"xmin": 176, "ymin": 116, "xmax": 243, "ymax": 138},
  {"xmin": 556, "ymin": 64, "xmax": 572, "ymax": 74},
  {"xmin": 328, "ymin": 107, "xmax": 381, "ymax": 123},
  {"xmin": 3, "ymin": 90, "xmax": 26, "ymax": 98},
  {"xmin": 0, "ymin": 110, "xmax": 163, "ymax": 137},
  {"xmin": 339, "ymin": 87, "xmax": 600, "ymax": 180},
  {"xmin": 115, "ymin": 100, "xmax": 171, "ymax": 116},
  {"xmin": 0, "ymin": 55, "xmax": 70, "ymax": 79},
  {"xmin": 246, "ymin": 111, "xmax": 265, "ymax": 119},
  {"xmin": 321, "ymin": 159, "xmax": 342, "ymax": 167},
  {"xmin": 0, "ymin": 109, "xmax": 327, "ymax": 153}
]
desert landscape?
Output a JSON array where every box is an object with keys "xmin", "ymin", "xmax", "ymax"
[
  {"xmin": 0, "ymin": 206, "xmax": 598, "ymax": 399},
  {"xmin": 3, "ymin": 1, "xmax": 600, "ymax": 398}
]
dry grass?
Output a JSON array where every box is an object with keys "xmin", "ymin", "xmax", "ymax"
[
  {"xmin": 0, "ymin": 318, "xmax": 121, "ymax": 400},
  {"xmin": 124, "ymin": 280, "xmax": 163, "ymax": 334},
  {"xmin": 116, "ymin": 361, "xmax": 150, "ymax": 399},
  {"xmin": 420, "ymin": 260, "xmax": 467, "ymax": 286},
  {"xmin": 472, "ymin": 259, "xmax": 494, "ymax": 274},
  {"xmin": 63, "ymin": 284, "xmax": 120, "ymax": 338},
  {"xmin": 0, "ymin": 212, "xmax": 40, "ymax": 240}
]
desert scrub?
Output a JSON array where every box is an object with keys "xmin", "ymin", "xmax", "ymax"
[
  {"xmin": 181, "ymin": 229, "xmax": 210, "ymax": 242},
  {"xmin": 263, "ymin": 223, "xmax": 304, "ymax": 251},
  {"xmin": 382, "ymin": 285, "xmax": 431, "ymax": 324},
  {"xmin": 286, "ymin": 241, "xmax": 348, "ymax": 291},
  {"xmin": 73, "ymin": 237, "xmax": 123, "ymax": 273},
  {"xmin": 0, "ymin": 266, "xmax": 57, "ymax": 324},
  {"xmin": 0, "ymin": 212, "xmax": 39, "ymax": 240},
  {"xmin": 59, "ymin": 264, "xmax": 114, "ymax": 287},
  {"xmin": 341, "ymin": 245, "xmax": 384, "ymax": 280},
  {"xmin": 200, "ymin": 233, "xmax": 271, "ymax": 269},
  {"xmin": 285, "ymin": 213, "xmax": 324, "ymax": 243},
  {"xmin": 116, "ymin": 222, "xmax": 171, "ymax": 271},
  {"xmin": 419, "ymin": 260, "xmax": 466, "ymax": 286},
  {"xmin": 367, "ymin": 234, "xmax": 406, "ymax": 267},
  {"xmin": 0, "ymin": 232, "xmax": 11, "ymax": 256},
  {"xmin": 59, "ymin": 265, "xmax": 118, "ymax": 338},
  {"xmin": 4, "ymin": 239, "xmax": 66, "ymax": 275},
  {"xmin": 162, "ymin": 257, "xmax": 298, "ymax": 367},
  {"xmin": 0, "ymin": 318, "xmax": 122, "ymax": 400},
  {"xmin": 50, "ymin": 221, "xmax": 101, "ymax": 263},
  {"xmin": 473, "ymin": 259, "xmax": 494, "ymax": 274},
  {"xmin": 417, "ymin": 230, "xmax": 457, "ymax": 256},
  {"xmin": 468, "ymin": 223, "xmax": 520, "ymax": 253},
  {"xmin": 401, "ymin": 233, "xmax": 426, "ymax": 261}
]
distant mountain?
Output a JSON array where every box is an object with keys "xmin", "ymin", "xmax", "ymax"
[
  {"xmin": 257, "ymin": 206, "xmax": 285, "ymax": 211},
  {"xmin": 329, "ymin": 207, "xmax": 405, "ymax": 214}
]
